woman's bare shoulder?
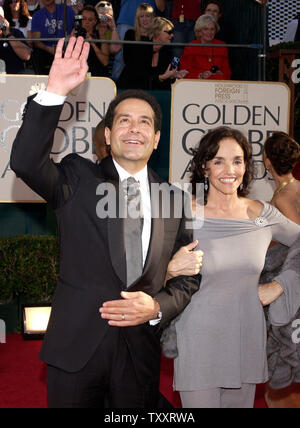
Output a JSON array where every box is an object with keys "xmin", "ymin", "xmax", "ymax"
[{"xmin": 245, "ymin": 198, "xmax": 265, "ymax": 218}]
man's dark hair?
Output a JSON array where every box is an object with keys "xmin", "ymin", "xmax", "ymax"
[
  {"xmin": 104, "ymin": 90, "xmax": 162, "ymax": 133},
  {"xmin": 204, "ymin": 0, "xmax": 223, "ymax": 14}
]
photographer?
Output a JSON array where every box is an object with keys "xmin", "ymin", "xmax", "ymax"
[
  {"xmin": 73, "ymin": 5, "xmax": 109, "ymax": 76},
  {"xmin": 95, "ymin": 1, "xmax": 121, "ymax": 55},
  {"xmin": 0, "ymin": 13, "xmax": 31, "ymax": 73},
  {"xmin": 180, "ymin": 14, "xmax": 231, "ymax": 80}
]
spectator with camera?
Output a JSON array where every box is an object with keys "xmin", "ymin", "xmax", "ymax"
[
  {"xmin": 119, "ymin": 16, "xmax": 187, "ymax": 90},
  {"xmin": 0, "ymin": 11, "xmax": 31, "ymax": 73},
  {"xmin": 73, "ymin": 5, "xmax": 109, "ymax": 76},
  {"xmin": 111, "ymin": 0, "xmax": 166, "ymax": 81},
  {"xmin": 3, "ymin": 0, "xmax": 31, "ymax": 37},
  {"xmin": 30, "ymin": 0, "xmax": 75, "ymax": 74},
  {"xmin": 180, "ymin": 13, "xmax": 231, "ymax": 80},
  {"xmin": 95, "ymin": 1, "xmax": 121, "ymax": 55}
]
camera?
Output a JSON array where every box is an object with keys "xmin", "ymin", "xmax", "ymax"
[
  {"xmin": 99, "ymin": 14, "xmax": 108, "ymax": 22},
  {"xmin": 73, "ymin": 15, "xmax": 87, "ymax": 38},
  {"xmin": 0, "ymin": 23, "xmax": 7, "ymax": 32},
  {"xmin": 170, "ymin": 56, "xmax": 180, "ymax": 70},
  {"xmin": 210, "ymin": 65, "xmax": 219, "ymax": 74}
]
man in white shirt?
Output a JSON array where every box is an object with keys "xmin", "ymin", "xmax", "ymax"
[{"xmin": 11, "ymin": 36, "xmax": 202, "ymax": 408}]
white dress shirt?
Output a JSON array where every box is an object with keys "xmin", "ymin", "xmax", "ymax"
[{"xmin": 112, "ymin": 159, "xmax": 152, "ymax": 266}]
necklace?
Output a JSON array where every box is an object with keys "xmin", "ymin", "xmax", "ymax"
[{"xmin": 273, "ymin": 177, "xmax": 295, "ymax": 197}]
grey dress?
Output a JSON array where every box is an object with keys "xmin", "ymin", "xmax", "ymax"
[{"xmin": 174, "ymin": 202, "xmax": 300, "ymax": 391}]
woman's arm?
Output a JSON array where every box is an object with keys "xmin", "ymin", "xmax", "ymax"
[
  {"xmin": 258, "ymin": 208, "xmax": 300, "ymax": 307},
  {"xmin": 106, "ymin": 15, "xmax": 122, "ymax": 54},
  {"xmin": 7, "ymin": 34, "xmax": 31, "ymax": 61},
  {"xmin": 90, "ymin": 39, "xmax": 110, "ymax": 66}
]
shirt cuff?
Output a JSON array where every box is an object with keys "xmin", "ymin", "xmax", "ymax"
[
  {"xmin": 33, "ymin": 89, "xmax": 66, "ymax": 106},
  {"xmin": 149, "ymin": 318, "xmax": 161, "ymax": 326}
]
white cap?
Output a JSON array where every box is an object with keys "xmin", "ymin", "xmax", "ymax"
[{"xmin": 0, "ymin": 6, "xmax": 4, "ymax": 17}]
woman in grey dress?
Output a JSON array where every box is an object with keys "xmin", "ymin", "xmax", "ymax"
[{"xmin": 167, "ymin": 127, "xmax": 300, "ymax": 408}]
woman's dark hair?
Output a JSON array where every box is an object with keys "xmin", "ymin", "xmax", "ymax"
[
  {"xmin": 104, "ymin": 89, "xmax": 162, "ymax": 133},
  {"xmin": 81, "ymin": 5, "xmax": 99, "ymax": 24},
  {"xmin": 263, "ymin": 131, "xmax": 300, "ymax": 176},
  {"xmin": 190, "ymin": 126, "xmax": 254, "ymax": 203},
  {"xmin": 3, "ymin": 0, "xmax": 30, "ymax": 28}
]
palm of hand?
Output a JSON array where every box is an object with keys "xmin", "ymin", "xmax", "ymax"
[{"xmin": 47, "ymin": 37, "xmax": 90, "ymax": 96}]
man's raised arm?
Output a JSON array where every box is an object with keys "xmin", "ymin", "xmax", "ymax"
[{"xmin": 10, "ymin": 37, "xmax": 90, "ymax": 206}]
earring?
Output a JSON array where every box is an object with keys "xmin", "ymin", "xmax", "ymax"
[
  {"xmin": 204, "ymin": 177, "xmax": 209, "ymax": 192},
  {"xmin": 239, "ymin": 183, "xmax": 244, "ymax": 191}
]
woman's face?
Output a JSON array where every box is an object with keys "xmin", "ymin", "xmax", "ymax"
[
  {"xmin": 204, "ymin": 138, "xmax": 246, "ymax": 196},
  {"xmin": 198, "ymin": 21, "xmax": 217, "ymax": 43},
  {"xmin": 155, "ymin": 25, "xmax": 174, "ymax": 43},
  {"xmin": 139, "ymin": 13, "xmax": 152, "ymax": 31},
  {"xmin": 82, "ymin": 10, "xmax": 97, "ymax": 34},
  {"xmin": 10, "ymin": 0, "xmax": 21, "ymax": 13}
]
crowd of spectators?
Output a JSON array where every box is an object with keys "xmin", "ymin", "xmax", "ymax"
[{"xmin": 0, "ymin": 0, "xmax": 266, "ymax": 88}]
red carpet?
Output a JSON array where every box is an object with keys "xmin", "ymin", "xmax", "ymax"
[{"xmin": 0, "ymin": 334, "xmax": 267, "ymax": 408}]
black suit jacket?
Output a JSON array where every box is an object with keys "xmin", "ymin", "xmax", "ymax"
[{"xmin": 10, "ymin": 100, "xmax": 201, "ymax": 375}]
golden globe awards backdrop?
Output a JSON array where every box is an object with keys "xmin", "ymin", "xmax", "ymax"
[
  {"xmin": 170, "ymin": 80, "xmax": 290, "ymax": 201},
  {"xmin": 0, "ymin": 75, "xmax": 116, "ymax": 202}
]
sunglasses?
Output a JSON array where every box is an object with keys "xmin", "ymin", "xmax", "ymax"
[
  {"xmin": 163, "ymin": 29, "xmax": 174, "ymax": 35},
  {"xmin": 98, "ymin": 1, "xmax": 111, "ymax": 7}
]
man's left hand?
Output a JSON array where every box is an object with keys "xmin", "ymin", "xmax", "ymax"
[{"xmin": 99, "ymin": 291, "xmax": 160, "ymax": 327}]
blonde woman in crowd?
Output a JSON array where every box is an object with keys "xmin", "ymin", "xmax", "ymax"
[{"xmin": 117, "ymin": 2, "xmax": 154, "ymax": 89}]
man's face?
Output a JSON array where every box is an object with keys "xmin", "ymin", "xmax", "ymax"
[
  {"xmin": 204, "ymin": 3, "xmax": 221, "ymax": 21},
  {"xmin": 105, "ymin": 98, "xmax": 160, "ymax": 173}
]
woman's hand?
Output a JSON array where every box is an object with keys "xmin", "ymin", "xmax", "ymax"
[
  {"xmin": 159, "ymin": 64, "xmax": 178, "ymax": 82},
  {"xmin": 176, "ymin": 69, "xmax": 189, "ymax": 79},
  {"xmin": 258, "ymin": 281, "xmax": 284, "ymax": 306},
  {"xmin": 198, "ymin": 70, "xmax": 213, "ymax": 79},
  {"xmin": 106, "ymin": 14, "xmax": 117, "ymax": 31},
  {"xmin": 0, "ymin": 15, "xmax": 10, "ymax": 36},
  {"xmin": 166, "ymin": 240, "xmax": 203, "ymax": 282}
]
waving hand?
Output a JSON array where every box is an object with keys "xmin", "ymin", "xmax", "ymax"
[{"xmin": 46, "ymin": 37, "xmax": 90, "ymax": 96}]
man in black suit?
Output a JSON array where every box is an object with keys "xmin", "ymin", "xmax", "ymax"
[{"xmin": 10, "ymin": 37, "xmax": 202, "ymax": 408}]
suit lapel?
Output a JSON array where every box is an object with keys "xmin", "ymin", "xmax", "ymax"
[{"xmin": 101, "ymin": 156, "xmax": 127, "ymax": 286}]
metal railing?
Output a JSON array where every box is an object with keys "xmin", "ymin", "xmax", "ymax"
[{"xmin": 0, "ymin": 1, "xmax": 268, "ymax": 80}]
